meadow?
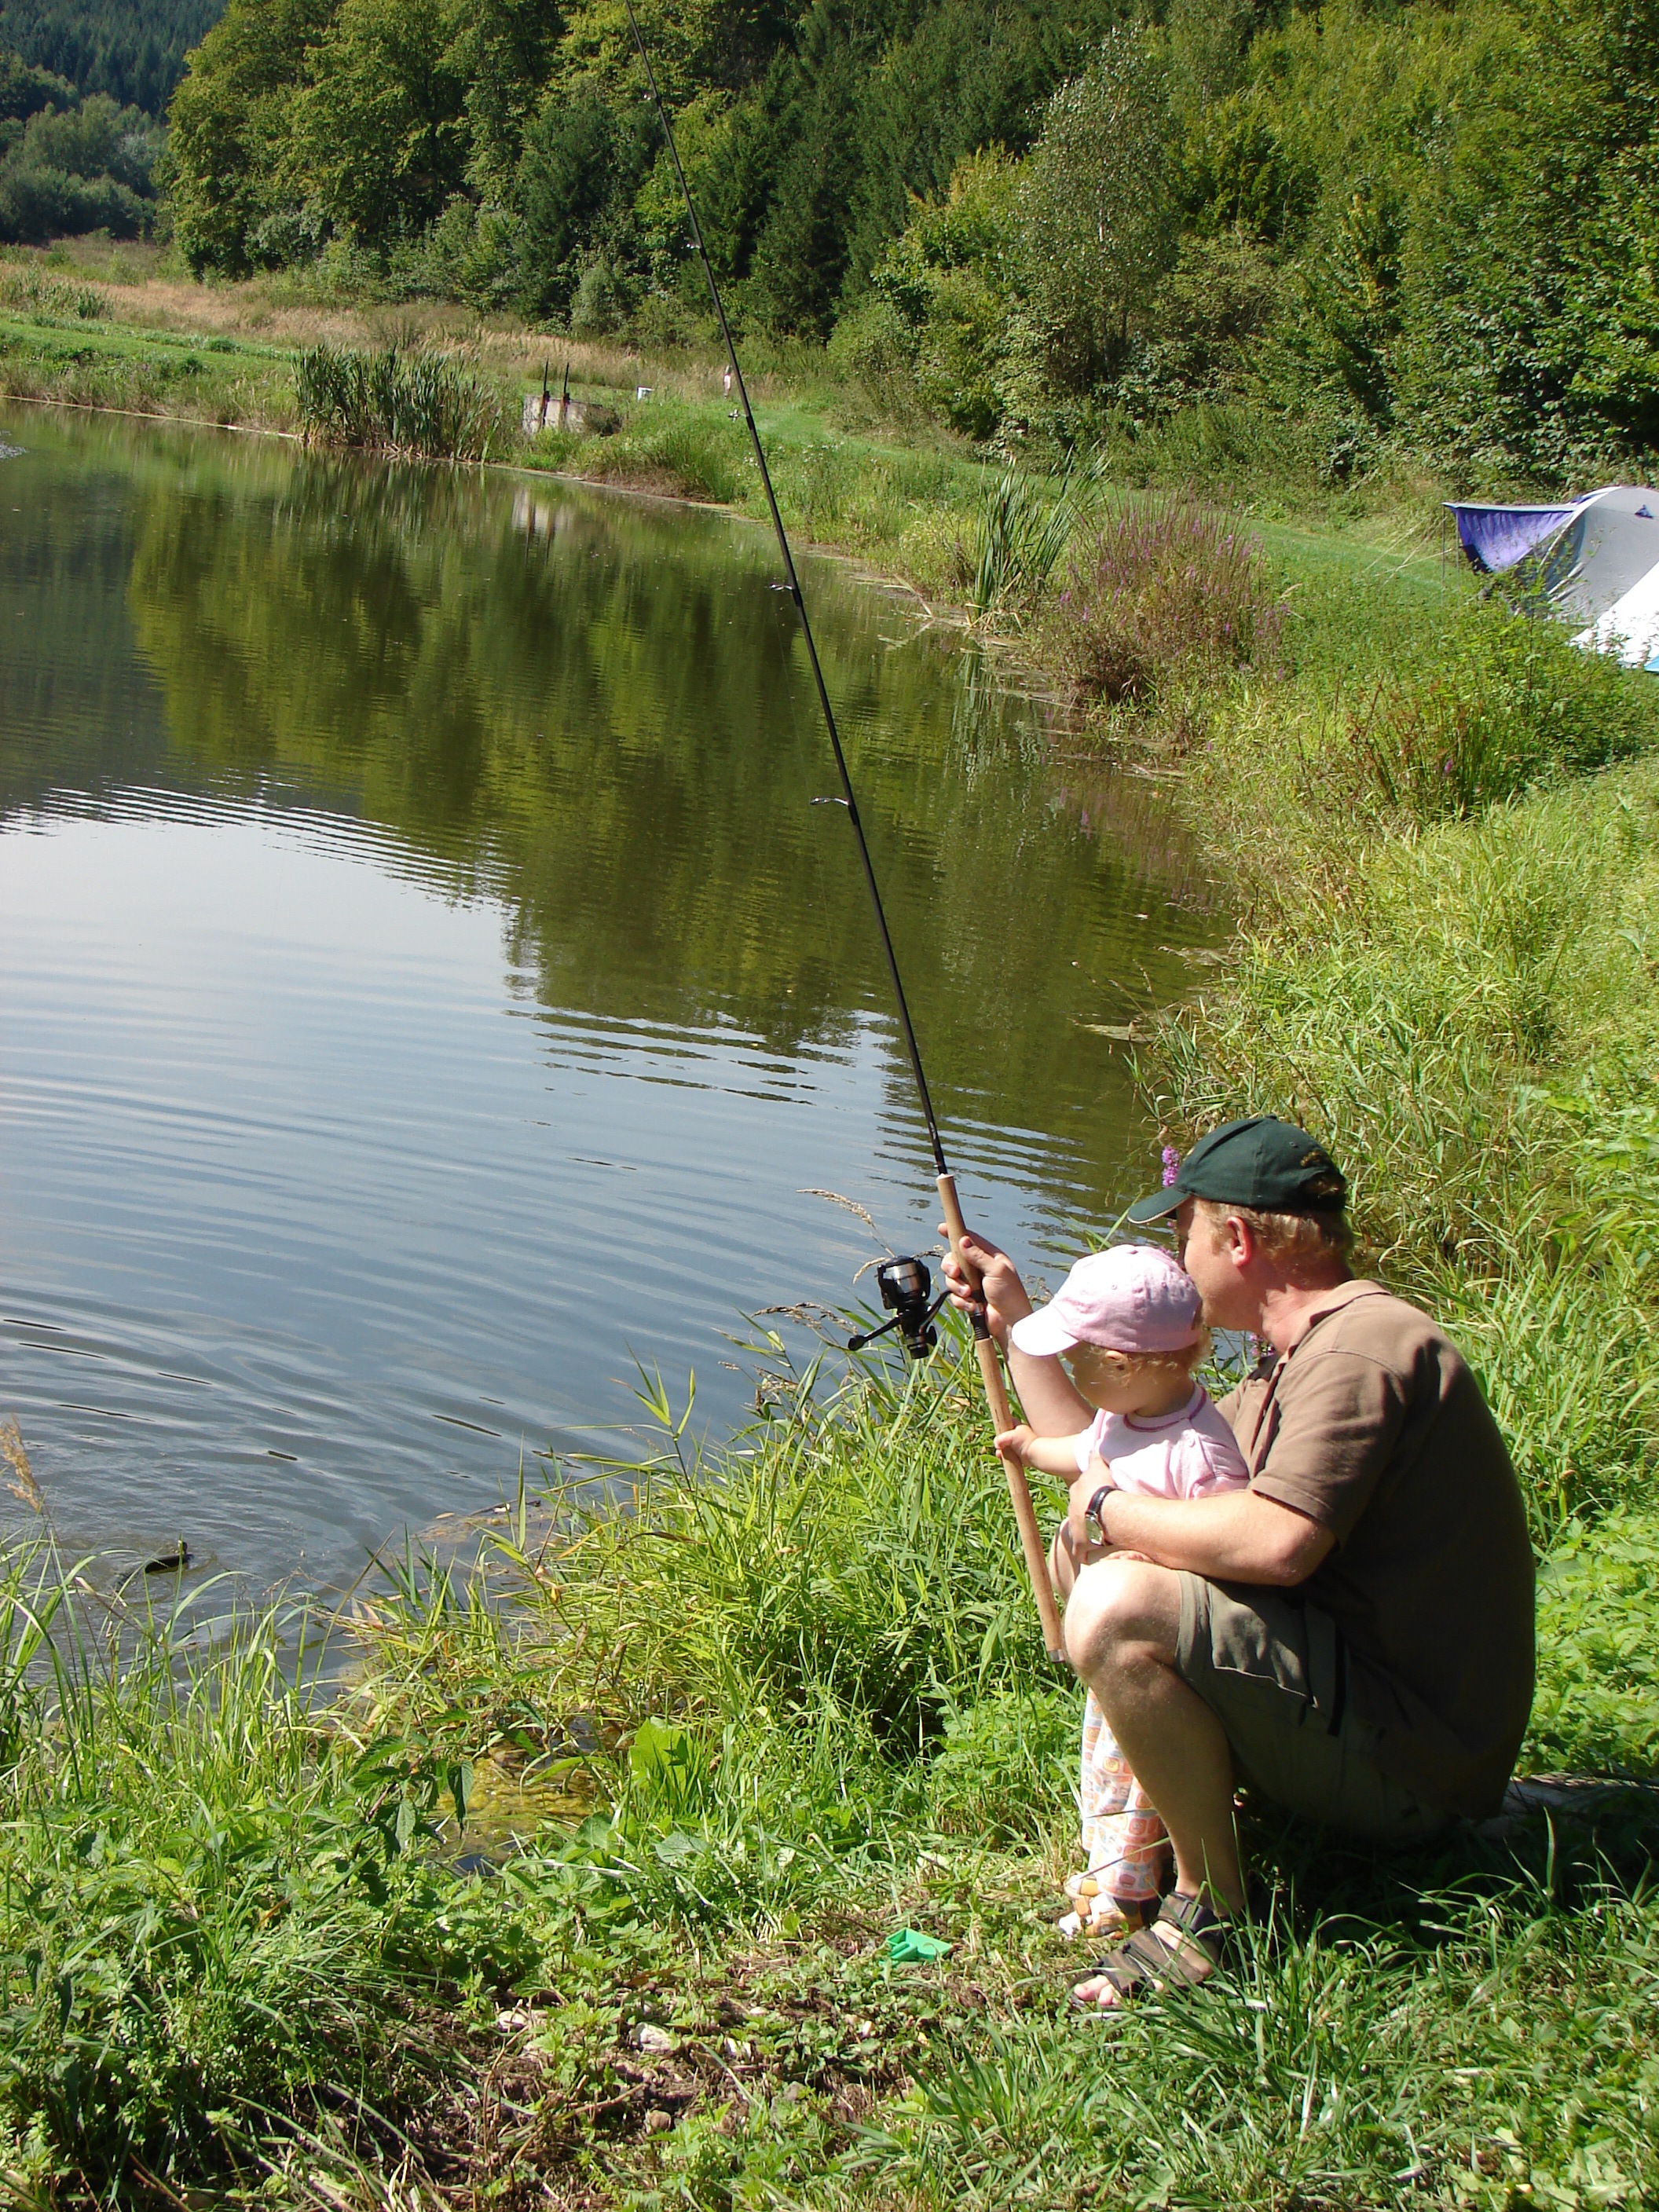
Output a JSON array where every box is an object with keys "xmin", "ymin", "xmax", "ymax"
[{"xmin": 0, "ymin": 242, "xmax": 1657, "ymax": 2210}]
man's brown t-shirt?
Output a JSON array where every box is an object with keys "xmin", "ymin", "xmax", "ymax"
[{"xmin": 1217, "ymin": 1280, "xmax": 1535, "ymax": 1818}]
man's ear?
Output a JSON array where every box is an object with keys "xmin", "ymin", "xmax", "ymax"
[{"xmin": 1222, "ymin": 1211, "xmax": 1257, "ymax": 1269}]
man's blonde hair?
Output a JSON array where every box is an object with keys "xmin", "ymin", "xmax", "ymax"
[{"xmin": 1192, "ymin": 1196, "xmax": 1353, "ymax": 1276}]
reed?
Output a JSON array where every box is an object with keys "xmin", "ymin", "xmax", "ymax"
[
  {"xmin": 294, "ymin": 342, "xmax": 500, "ymax": 461},
  {"xmin": 966, "ymin": 460, "xmax": 1095, "ymax": 618}
]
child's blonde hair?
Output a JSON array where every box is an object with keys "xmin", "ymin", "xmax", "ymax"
[{"xmin": 1078, "ymin": 1327, "xmax": 1212, "ymax": 1379}]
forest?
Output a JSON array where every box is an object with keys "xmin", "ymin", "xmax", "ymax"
[
  {"xmin": 0, "ymin": 0, "xmax": 219, "ymax": 112},
  {"xmin": 156, "ymin": 0, "xmax": 1659, "ymax": 484},
  {"xmin": 0, "ymin": 43, "xmax": 163, "ymax": 240}
]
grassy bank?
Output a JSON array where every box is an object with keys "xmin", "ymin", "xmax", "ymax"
[
  {"xmin": 3, "ymin": 245, "xmax": 1659, "ymax": 2210},
  {"xmin": 0, "ymin": 240, "xmax": 1448, "ymax": 609},
  {"xmin": 1, "ymin": 1344, "xmax": 1656, "ymax": 2208}
]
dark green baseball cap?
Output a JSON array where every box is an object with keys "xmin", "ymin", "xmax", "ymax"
[{"xmin": 1126, "ymin": 1115, "xmax": 1348, "ymax": 1225}]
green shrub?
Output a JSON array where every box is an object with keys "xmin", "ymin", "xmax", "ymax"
[
  {"xmin": 1525, "ymin": 1506, "xmax": 1659, "ymax": 1775},
  {"xmin": 863, "ymin": 148, "xmax": 1019, "ymax": 439},
  {"xmin": 925, "ymin": 1686, "xmax": 1077, "ymax": 1839},
  {"xmin": 1049, "ymin": 494, "xmax": 1284, "ymax": 708}
]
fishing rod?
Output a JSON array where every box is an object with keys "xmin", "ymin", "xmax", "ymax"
[{"xmin": 621, "ymin": 0, "xmax": 1065, "ymax": 1663}]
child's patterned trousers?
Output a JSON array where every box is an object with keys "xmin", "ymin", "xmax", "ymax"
[{"xmin": 1079, "ymin": 1688, "xmax": 1171, "ymax": 1905}]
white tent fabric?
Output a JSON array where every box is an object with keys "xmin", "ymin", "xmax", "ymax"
[
  {"xmin": 1572, "ymin": 558, "xmax": 1659, "ymax": 669},
  {"xmin": 1526, "ymin": 485, "xmax": 1659, "ymax": 629}
]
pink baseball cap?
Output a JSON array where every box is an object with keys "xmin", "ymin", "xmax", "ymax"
[{"xmin": 1009, "ymin": 1243, "xmax": 1202, "ymax": 1357}]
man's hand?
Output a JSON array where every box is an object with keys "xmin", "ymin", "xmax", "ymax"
[
  {"xmin": 938, "ymin": 1224, "xmax": 1032, "ymax": 1346},
  {"xmin": 1068, "ymin": 1453, "xmax": 1112, "ymax": 1555},
  {"xmin": 1086, "ymin": 1485, "xmax": 1335, "ymax": 1587}
]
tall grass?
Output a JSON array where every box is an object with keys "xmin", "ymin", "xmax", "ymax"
[
  {"xmin": 1147, "ymin": 668, "xmax": 1659, "ymax": 1538},
  {"xmin": 295, "ymin": 342, "xmax": 500, "ymax": 461},
  {"xmin": 0, "ymin": 264, "xmax": 108, "ymax": 321},
  {"xmin": 0, "ymin": 1321, "xmax": 1654, "ymax": 2203},
  {"xmin": 1335, "ymin": 606, "xmax": 1659, "ymax": 824}
]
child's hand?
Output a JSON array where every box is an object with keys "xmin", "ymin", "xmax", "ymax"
[{"xmin": 994, "ymin": 1423, "xmax": 1037, "ymax": 1465}]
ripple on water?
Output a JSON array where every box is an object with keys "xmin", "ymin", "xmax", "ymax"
[{"xmin": 0, "ymin": 407, "xmax": 1220, "ymax": 1593}]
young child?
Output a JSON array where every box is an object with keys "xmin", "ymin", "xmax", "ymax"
[{"xmin": 997, "ymin": 1243, "xmax": 1249, "ymax": 1939}]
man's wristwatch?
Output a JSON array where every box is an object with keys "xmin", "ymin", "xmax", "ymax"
[{"xmin": 1085, "ymin": 1483, "xmax": 1117, "ymax": 1546}]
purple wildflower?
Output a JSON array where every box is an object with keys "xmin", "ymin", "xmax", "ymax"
[{"xmin": 1161, "ymin": 1145, "xmax": 1181, "ymax": 1187}]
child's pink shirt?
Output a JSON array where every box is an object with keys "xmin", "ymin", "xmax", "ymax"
[{"xmin": 1075, "ymin": 1383, "xmax": 1249, "ymax": 1498}]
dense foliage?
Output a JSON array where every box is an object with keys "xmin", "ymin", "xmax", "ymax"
[
  {"xmin": 160, "ymin": 0, "xmax": 1659, "ymax": 482},
  {"xmin": 0, "ymin": 47, "xmax": 162, "ymax": 239},
  {"xmin": 0, "ymin": 0, "xmax": 222, "ymax": 113}
]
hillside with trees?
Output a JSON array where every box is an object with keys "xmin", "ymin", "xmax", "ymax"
[
  {"xmin": 0, "ymin": 43, "xmax": 163, "ymax": 236},
  {"xmin": 148, "ymin": 0, "xmax": 1659, "ymax": 485},
  {"xmin": 0, "ymin": 0, "xmax": 221, "ymax": 112}
]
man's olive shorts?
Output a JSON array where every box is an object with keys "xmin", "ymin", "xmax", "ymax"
[{"xmin": 1175, "ymin": 1573, "xmax": 1448, "ymax": 1843}]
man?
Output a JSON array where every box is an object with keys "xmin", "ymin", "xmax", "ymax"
[{"xmin": 945, "ymin": 1116, "xmax": 1535, "ymax": 2008}]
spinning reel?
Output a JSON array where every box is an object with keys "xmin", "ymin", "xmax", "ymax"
[{"xmin": 847, "ymin": 1255, "xmax": 950, "ymax": 1362}]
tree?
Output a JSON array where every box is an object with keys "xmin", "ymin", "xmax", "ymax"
[
  {"xmin": 167, "ymin": 0, "xmax": 340, "ymax": 273},
  {"xmin": 446, "ymin": 0, "xmax": 564, "ymax": 202},
  {"xmin": 516, "ymin": 79, "xmax": 657, "ymax": 315},
  {"xmin": 1012, "ymin": 28, "xmax": 1178, "ymax": 394},
  {"xmin": 0, "ymin": 0, "xmax": 224, "ymax": 115},
  {"xmin": 745, "ymin": 0, "xmax": 873, "ymax": 332},
  {"xmin": 288, "ymin": 0, "xmax": 469, "ymax": 244},
  {"xmin": 0, "ymin": 46, "xmax": 73, "ymax": 123},
  {"xmin": 862, "ymin": 145, "xmax": 1019, "ymax": 436}
]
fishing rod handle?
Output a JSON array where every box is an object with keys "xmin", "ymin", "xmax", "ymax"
[{"xmin": 936, "ymin": 1174, "xmax": 1068, "ymax": 1664}]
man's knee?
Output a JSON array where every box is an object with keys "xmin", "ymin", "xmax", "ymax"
[{"xmin": 1063, "ymin": 1557, "xmax": 1183, "ymax": 1678}]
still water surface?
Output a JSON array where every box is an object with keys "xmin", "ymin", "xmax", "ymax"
[{"xmin": 0, "ymin": 409, "xmax": 1214, "ymax": 1594}]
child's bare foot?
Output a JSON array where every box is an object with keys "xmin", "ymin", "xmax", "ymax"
[
  {"xmin": 1060, "ymin": 1873, "xmax": 1157, "ymax": 1944},
  {"xmin": 1071, "ymin": 1892, "xmax": 1229, "ymax": 2010}
]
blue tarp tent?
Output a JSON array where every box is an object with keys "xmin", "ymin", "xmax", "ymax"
[
  {"xmin": 1445, "ymin": 486, "xmax": 1659, "ymax": 668},
  {"xmin": 1448, "ymin": 499, "xmax": 1592, "ymax": 574}
]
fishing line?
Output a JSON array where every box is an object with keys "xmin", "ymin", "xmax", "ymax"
[
  {"xmin": 621, "ymin": 0, "xmax": 1065, "ymax": 1659},
  {"xmin": 621, "ymin": 0, "xmax": 944, "ymax": 1175}
]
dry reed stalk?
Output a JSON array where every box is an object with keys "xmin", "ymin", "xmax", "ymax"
[{"xmin": 0, "ymin": 1416, "xmax": 43, "ymax": 1513}]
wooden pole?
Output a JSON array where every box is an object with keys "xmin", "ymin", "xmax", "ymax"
[{"xmin": 937, "ymin": 1172, "xmax": 1067, "ymax": 1662}]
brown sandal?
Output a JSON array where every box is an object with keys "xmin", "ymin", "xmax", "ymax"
[{"xmin": 1070, "ymin": 1889, "xmax": 1229, "ymax": 2009}]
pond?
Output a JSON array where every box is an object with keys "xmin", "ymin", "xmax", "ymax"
[{"xmin": 0, "ymin": 408, "xmax": 1216, "ymax": 1595}]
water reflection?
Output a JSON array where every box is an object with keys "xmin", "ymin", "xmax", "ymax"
[{"xmin": 0, "ymin": 410, "xmax": 1217, "ymax": 1591}]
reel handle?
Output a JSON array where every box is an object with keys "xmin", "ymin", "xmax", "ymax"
[{"xmin": 937, "ymin": 1174, "xmax": 1067, "ymax": 1664}]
